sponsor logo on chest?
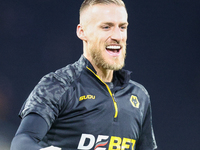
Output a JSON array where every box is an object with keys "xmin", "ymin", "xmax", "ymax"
[{"xmin": 78, "ymin": 133, "xmax": 136, "ymax": 150}]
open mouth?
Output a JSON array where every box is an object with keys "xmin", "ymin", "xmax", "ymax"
[{"xmin": 106, "ymin": 45, "xmax": 121, "ymax": 56}]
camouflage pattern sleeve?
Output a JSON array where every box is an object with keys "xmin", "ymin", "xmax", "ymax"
[{"xmin": 19, "ymin": 72, "xmax": 67, "ymax": 128}]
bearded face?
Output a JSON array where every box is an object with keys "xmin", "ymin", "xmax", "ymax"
[{"xmin": 78, "ymin": 4, "xmax": 128, "ymax": 71}]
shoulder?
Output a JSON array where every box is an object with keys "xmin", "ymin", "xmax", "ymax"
[
  {"xmin": 33, "ymin": 59, "xmax": 86, "ymax": 104},
  {"xmin": 129, "ymin": 80, "xmax": 150, "ymax": 98},
  {"xmin": 39, "ymin": 60, "xmax": 83, "ymax": 90}
]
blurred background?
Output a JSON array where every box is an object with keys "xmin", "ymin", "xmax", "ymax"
[{"xmin": 0, "ymin": 0, "xmax": 199, "ymax": 149}]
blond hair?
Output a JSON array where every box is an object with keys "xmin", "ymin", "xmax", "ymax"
[{"xmin": 80, "ymin": 0, "xmax": 126, "ymax": 16}]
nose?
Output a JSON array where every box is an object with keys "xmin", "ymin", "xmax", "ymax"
[{"xmin": 111, "ymin": 27, "xmax": 123, "ymax": 42}]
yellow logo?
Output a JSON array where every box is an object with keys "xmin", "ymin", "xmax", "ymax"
[
  {"xmin": 130, "ymin": 95, "xmax": 140, "ymax": 108},
  {"xmin": 79, "ymin": 95, "xmax": 95, "ymax": 101}
]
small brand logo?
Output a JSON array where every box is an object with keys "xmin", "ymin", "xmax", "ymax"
[
  {"xmin": 79, "ymin": 95, "xmax": 96, "ymax": 101},
  {"xmin": 130, "ymin": 95, "xmax": 140, "ymax": 108}
]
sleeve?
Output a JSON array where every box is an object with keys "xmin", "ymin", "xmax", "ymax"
[
  {"xmin": 136, "ymin": 103, "xmax": 157, "ymax": 150},
  {"xmin": 10, "ymin": 114, "xmax": 49, "ymax": 150},
  {"xmin": 19, "ymin": 73, "xmax": 66, "ymax": 128}
]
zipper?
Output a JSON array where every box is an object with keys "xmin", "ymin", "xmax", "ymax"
[{"xmin": 86, "ymin": 66, "xmax": 118, "ymax": 118}]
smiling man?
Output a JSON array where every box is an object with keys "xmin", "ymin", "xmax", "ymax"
[
  {"xmin": 11, "ymin": 0, "xmax": 157, "ymax": 150},
  {"xmin": 77, "ymin": 2, "xmax": 128, "ymax": 77}
]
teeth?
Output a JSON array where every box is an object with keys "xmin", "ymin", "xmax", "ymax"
[{"xmin": 106, "ymin": 45, "xmax": 121, "ymax": 49}]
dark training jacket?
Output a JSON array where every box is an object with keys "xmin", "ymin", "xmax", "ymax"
[{"xmin": 19, "ymin": 55, "xmax": 157, "ymax": 150}]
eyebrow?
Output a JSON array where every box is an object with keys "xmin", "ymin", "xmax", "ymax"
[
  {"xmin": 120, "ymin": 22, "xmax": 129, "ymax": 26},
  {"xmin": 101, "ymin": 22, "xmax": 129, "ymax": 26}
]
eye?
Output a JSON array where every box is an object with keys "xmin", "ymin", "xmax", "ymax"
[
  {"xmin": 101, "ymin": 25, "xmax": 110, "ymax": 30},
  {"xmin": 120, "ymin": 26, "xmax": 127, "ymax": 30}
]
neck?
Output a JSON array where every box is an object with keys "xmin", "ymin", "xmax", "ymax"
[
  {"xmin": 83, "ymin": 53, "xmax": 114, "ymax": 83},
  {"xmin": 95, "ymin": 66, "xmax": 113, "ymax": 83},
  {"xmin": 91, "ymin": 61, "xmax": 114, "ymax": 82}
]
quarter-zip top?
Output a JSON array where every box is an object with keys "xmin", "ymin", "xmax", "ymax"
[{"xmin": 19, "ymin": 55, "xmax": 157, "ymax": 150}]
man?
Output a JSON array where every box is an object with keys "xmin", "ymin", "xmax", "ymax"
[{"xmin": 11, "ymin": 0, "xmax": 157, "ymax": 150}]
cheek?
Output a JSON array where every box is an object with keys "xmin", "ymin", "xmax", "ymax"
[
  {"xmin": 122, "ymin": 32, "xmax": 127, "ymax": 40},
  {"xmin": 86, "ymin": 30, "xmax": 110, "ymax": 46}
]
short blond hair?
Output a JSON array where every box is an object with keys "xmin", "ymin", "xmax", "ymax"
[{"xmin": 80, "ymin": 0, "xmax": 126, "ymax": 16}]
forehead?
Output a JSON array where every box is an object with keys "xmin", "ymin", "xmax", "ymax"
[{"xmin": 81, "ymin": 4, "xmax": 128, "ymax": 24}]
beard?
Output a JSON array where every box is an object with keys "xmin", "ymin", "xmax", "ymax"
[{"xmin": 89, "ymin": 44, "xmax": 126, "ymax": 71}]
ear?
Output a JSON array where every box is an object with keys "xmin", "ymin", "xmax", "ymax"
[{"xmin": 76, "ymin": 24, "xmax": 87, "ymax": 41}]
